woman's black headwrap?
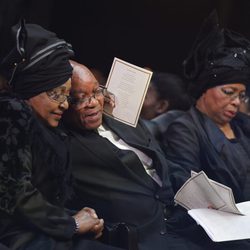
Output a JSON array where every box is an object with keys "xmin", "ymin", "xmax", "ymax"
[
  {"xmin": 0, "ymin": 20, "xmax": 74, "ymax": 99},
  {"xmin": 184, "ymin": 10, "xmax": 250, "ymax": 99}
]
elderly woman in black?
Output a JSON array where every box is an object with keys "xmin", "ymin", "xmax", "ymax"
[
  {"xmin": 0, "ymin": 21, "xmax": 120, "ymax": 250},
  {"xmin": 163, "ymin": 11, "xmax": 250, "ymax": 250}
]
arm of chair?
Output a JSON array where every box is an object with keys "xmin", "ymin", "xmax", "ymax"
[{"xmin": 100, "ymin": 222, "xmax": 138, "ymax": 250}]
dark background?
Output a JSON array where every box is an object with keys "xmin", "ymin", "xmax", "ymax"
[{"xmin": 1, "ymin": 0, "xmax": 250, "ymax": 77}]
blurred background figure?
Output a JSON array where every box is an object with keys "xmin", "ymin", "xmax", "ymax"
[
  {"xmin": 141, "ymin": 71, "xmax": 192, "ymax": 146},
  {"xmin": 239, "ymin": 88, "xmax": 250, "ymax": 115},
  {"xmin": 90, "ymin": 67, "xmax": 107, "ymax": 86},
  {"xmin": 141, "ymin": 72, "xmax": 191, "ymax": 120}
]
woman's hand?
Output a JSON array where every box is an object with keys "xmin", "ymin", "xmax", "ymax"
[{"xmin": 73, "ymin": 207, "xmax": 104, "ymax": 238}]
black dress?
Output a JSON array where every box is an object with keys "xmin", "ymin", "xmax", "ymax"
[
  {"xmin": 163, "ymin": 106, "xmax": 250, "ymax": 250},
  {"xmin": 0, "ymin": 93, "xmax": 119, "ymax": 250}
]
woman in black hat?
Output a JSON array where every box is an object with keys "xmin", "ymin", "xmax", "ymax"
[
  {"xmin": 0, "ymin": 21, "xmax": 120, "ymax": 250},
  {"xmin": 163, "ymin": 11, "xmax": 250, "ymax": 250}
]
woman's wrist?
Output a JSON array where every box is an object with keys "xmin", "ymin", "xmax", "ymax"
[{"xmin": 74, "ymin": 217, "xmax": 80, "ymax": 234}]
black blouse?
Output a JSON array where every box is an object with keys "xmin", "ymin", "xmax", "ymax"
[{"xmin": 0, "ymin": 92, "xmax": 75, "ymax": 248}]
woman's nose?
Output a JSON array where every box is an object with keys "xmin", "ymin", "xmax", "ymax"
[{"xmin": 59, "ymin": 99, "xmax": 69, "ymax": 110}]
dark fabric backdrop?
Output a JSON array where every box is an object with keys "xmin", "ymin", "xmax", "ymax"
[{"xmin": 1, "ymin": 0, "xmax": 250, "ymax": 77}]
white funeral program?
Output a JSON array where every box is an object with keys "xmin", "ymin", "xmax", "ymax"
[
  {"xmin": 104, "ymin": 57, "xmax": 152, "ymax": 127},
  {"xmin": 174, "ymin": 171, "xmax": 250, "ymax": 242}
]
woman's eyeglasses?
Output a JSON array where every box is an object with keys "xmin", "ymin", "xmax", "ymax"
[
  {"xmin": 220, "ymin": 88, "xmax": 249, "ymax": 103},
  {"xmin": 46, "ymin": 89, "xmax": 71, "ymax": 104}
]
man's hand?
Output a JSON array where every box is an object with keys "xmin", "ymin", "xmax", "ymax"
[{"xmin": 103, "ymin": 89, "xmax": 115, "ymax": 115}]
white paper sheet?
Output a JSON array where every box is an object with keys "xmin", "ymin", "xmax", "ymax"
[
  {"xmin": 175, "ymin": 171, "xmax": 250, "ymax": 242},
  {"xmin": 189, "ymin": 202, "xmax": 250, "ymax": 242},
  {"xmin": 104, "ymin": 57, "xmax": 152, "ymax": 127}
]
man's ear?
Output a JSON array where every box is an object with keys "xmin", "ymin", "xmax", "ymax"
[{"xmin": 156, "ymin": 99, "xmax": 169, "ymax": 115}]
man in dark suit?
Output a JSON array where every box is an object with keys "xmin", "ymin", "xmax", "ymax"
[{"xmin": 62, "ymin": 61, "xmax": 201, "ymax": 250}]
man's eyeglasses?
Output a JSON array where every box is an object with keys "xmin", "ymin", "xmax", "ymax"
[
  {"xmin": 220, "ymin": 88, "xmax": 249, "ymax": 103},
  {"xmin": 46, "ymin": 89, "xmax": 71, "ymax": 104},
  {"xmin": 70, "ymin": 86, "xmax": 115, "ymax": 110}
]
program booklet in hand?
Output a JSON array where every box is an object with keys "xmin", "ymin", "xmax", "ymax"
[
  {"xmin": 174, "ymin": 171, "xmax": 250, "ymax": 242},
  {"xmin": 104, "ymin": 57, "xmax": 152, "ymax": 127}
]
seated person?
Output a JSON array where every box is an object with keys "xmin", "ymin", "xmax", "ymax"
[
  {"xmin": 62, "ymin": 60, "xmax": 202, "ymax": 250},
  {"xmin": 239, "ymin": 88, "xmax": 250, "ymax": 115},
  {"xmin": 0, "ymin": 21, "xmax": 120, "ymax": 250},
  {"xmin": 163, "ymin": 11, "xmax": 250, "ymax": 250},
  {"xmin": 141, "ymin": 71, "xmax": 191, "ymax": 120},
  {"xmin": 140, "ymin": 72, "xmax": 191, "ymax": 145}
]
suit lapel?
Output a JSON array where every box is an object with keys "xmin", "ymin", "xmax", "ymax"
[
  {"xmin": 70, "ymin": 129, "xmax": 123, "ymax": 167},
  {"xmin": 103, "ymin": 116, "xmax": 165, "ymax": 187},
  {"xmin": 103, "ymin": 116, "xmax": 150, "ymax": 148},
  {"xmin": 70, "ymin": 128, "xmax": 157, "ymax": 190}
]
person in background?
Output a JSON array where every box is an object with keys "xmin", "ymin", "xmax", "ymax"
[
  {"xmin": 141, "ymin": 72, "xmax": 191, "ymax": 147},
  {"xmin": 239, "ymin": 88, "xmax": 250, "ymax": 115},
  {"xmin": 141, "ymin": 71, "xmax": 191, "ymax": 120},
  {"xmin": 163, "ymin": 11, "xmax": 250, "ymax": 250},
  {"xmin": 90, "ymin": 67, "xmax": 107, "ymax": 86},
  {"xmin": 0, "ymin": 20, "xmax": 120, "ymax": 250}
]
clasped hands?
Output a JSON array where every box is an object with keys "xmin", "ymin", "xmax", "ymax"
[{"xmin": 73, "ymin": 207, "xmax": 104, "ymax": 239}]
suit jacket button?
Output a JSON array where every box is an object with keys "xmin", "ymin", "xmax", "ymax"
[
  {"xmin": 160, "ymin": 230, "xmax": 166, "ymax": 235},
  {"xmin": 155, "ymin": 194, "xmax": 160, "ymax": 199}
]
